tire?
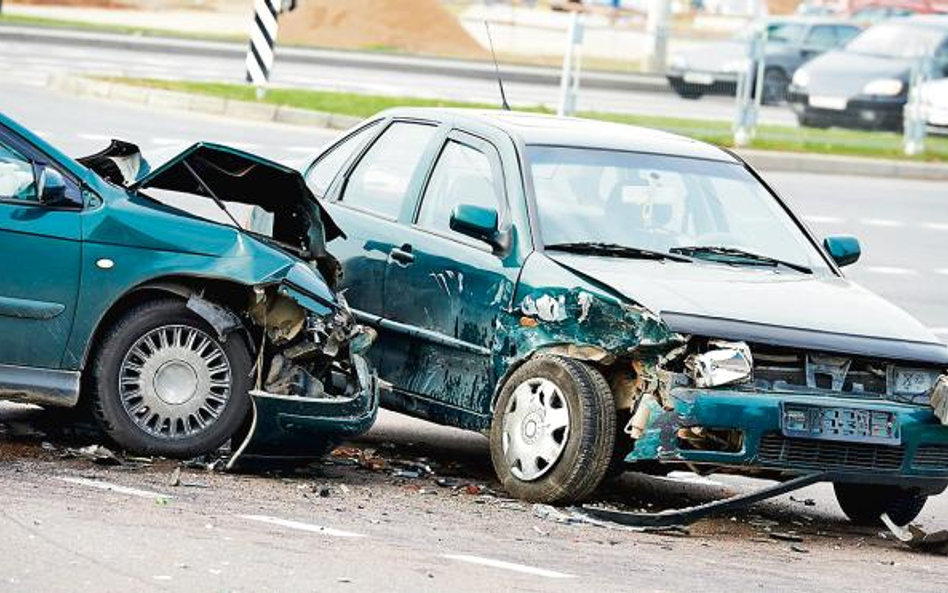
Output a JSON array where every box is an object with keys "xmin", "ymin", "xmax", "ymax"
[
  {"xmin": 669, "ymin": 80, "xmax": 704, "ymax": 100},
  {"xmin": 91, "ymin": 298, "xmax": 252, "ymax": 458},
  {"xmin": 489, "ymin": 354, "xmax": 616, "ymax": 504},
  {"xmin": 762, "ymin": 68, "xmax": 789, "ymax": 105},
  {"xmin": 833, "ymin": 483, "xmax": 928, "ymax": 526}
]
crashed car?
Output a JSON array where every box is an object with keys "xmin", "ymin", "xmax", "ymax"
[
  {"xmin": 301, "ymin": 108, "xmax": 948, "ymax": 524},
  {"xmin": 0, "ymin": 110, "xmax": 378, "ymax": 465}
]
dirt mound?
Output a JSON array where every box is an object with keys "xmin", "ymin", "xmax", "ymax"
[{"xmin": 279, "ymin": 0, "xmax": 486, "ymax": 59}]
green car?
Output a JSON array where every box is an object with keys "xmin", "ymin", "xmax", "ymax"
[
  {"xmin": 302, "ymin": 108, "xmax": 948, "ymax": 524},
  {"xmin": 0, "ymin": 110, "xmax": 379, "ymax": 464}
]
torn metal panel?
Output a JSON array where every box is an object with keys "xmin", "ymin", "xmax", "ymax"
[
  {"xmin": 685, "ymin": 340, "xmax": 753, "ymax": 388},
  {"xmin": 881, "ymin": 514, "xmax": 948, "ymax": 555}
]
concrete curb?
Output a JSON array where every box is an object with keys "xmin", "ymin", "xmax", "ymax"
[
  {"xmin": 47, "ymin": 75, "xmax": 948, "ymax": 181},
  {"xmin": 48, "ymin": 74, "xmax": 363, "ymax": 131},
  {"xmin": 1, "ymin": 23, "xmax": 669, "ymax": 94}
]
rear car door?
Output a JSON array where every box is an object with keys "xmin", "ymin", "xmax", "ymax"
[
  {"xmin": 318, "ymin": 119, "xmax": 441, "ymax": 370},
  {"xmin": 0, "ymin": 128, "xmax": 82, "ymax": 369},
  {"xmin": 380, "ymin": 130, "xmax": 519, "ymax": 424}
]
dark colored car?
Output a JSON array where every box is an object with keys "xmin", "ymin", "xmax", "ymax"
[
  {"xmin": 0, "ymin": 110, "xmax": 378, "ymax": 466},
  {"xmin": 300, "ymin": 108, "xmax": 948, "ymax": 524},
  {"xmin": 788, "ymin": 15, "xmax": 948, "ymax": 130},
  {"xmin": 666, "ymin": 18, "xmax": 861, "ymax": 104}
]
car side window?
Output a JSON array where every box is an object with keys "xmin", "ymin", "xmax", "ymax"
[
  {"xmin": 341, "ymin": 122, "xmax": 437, "ymax": 218},
  {"xmin": 835, "ymin": 26, "xmax": 860, "ymax": 47},
  {"xmin": 416, "ymin": 140, "xmax": 502, "ymax": 239},
  {"xmin": 804, "ymin": 25, "xmax": 837, "ymax": 51},
  {"xmin": 0, "ymin": 139, "xmax": 37, "ymax": 202},
  {"xmin": 305, "ymin": 121, "xmax": 380, "ymax": 198},
  {"xmin": 767, "ymin": 23, "xmax": 806, "ymax": 45}
]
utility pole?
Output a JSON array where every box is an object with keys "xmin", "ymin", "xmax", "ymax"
[
  {"xmin": 246, "ymin": 0, "xmax": 296, "ymax": 99},
  {"xmin": 557, "ymin": 7, "xmax": 584, "ymax": 117},
  {"xmin": 645, "ymin": 0, "xmax": 671, "ymax": 73}
]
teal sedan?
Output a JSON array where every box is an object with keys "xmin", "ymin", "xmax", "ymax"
[
  {"xmin": 302, "ymin": 108, "xmax": 948, "ymax": 524},
  {"xmin": 0, "ymin": 110, "xmax": 378, "ymax": 464}
]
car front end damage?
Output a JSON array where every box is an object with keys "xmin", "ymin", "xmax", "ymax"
[{"xmin": 505, "ymin": 284, "xmax": 948, "ymax": 494}]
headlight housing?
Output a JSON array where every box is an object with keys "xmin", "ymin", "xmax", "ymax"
[
  {"xmin": 888, "ymin": 366, "xmax": 941, "ymax": 404},
  {"xmin": 792, "ymin": 69, "xmax": 809, "ymax": 88},
  {"xmin": 863, "ymin": 78, "xmax": 904, "ymax": 96}
]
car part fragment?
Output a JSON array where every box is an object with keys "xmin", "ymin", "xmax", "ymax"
[{"xmin": 685, "ymin": 340, "xmax": 753, "ymax": 388}]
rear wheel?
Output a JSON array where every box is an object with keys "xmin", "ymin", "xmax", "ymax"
[
  {"xmin": 92, "ymin": 299, "xmax": 252, "ymax": 458},
  {"xmin": 489, "ymin": 355, "xmax": 616, "ymax": 504},
  {"xmin": 833, "ymin": 482, "xmax": 928, "ymax": 526},
  {"xmin": 669, "ymin": 80, "xmax": 704, "ymax": 100},
  {"xmin": 762, "ymin": 68, "xmax": 789, "ymax": 105},
  {"xmin": 797, "ymin": 110, "xmax": 830, "ymax": 129}
]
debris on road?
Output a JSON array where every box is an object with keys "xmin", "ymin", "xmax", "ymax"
[
  {"xmin": 881, "ymin": 514, "xmax": 948, "ymax": 555},
  {"xmin": 64, "ymin": 444, "xmax": 122, "ymax": 466},
  {"xmin": 169, "ymin": 467, "xmax": 182, "ymax": 487},
  {"xmin": 533, "ymin": 504, "xmax": 689, "ymax": 535},
  {"xmin": 769, "ymin": 532, "xmax": 805, "ymax": 543}
]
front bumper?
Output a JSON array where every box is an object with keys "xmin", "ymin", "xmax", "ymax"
[
  {"xmin": 227, "ymin": 352, "xmax": 380, "ymax": 469},
  {"xmin": 666, "ymin": 71, "xmax": 740, "ymax": 96},
  {"xmin": 787, "ymin": 88, "xmax": 905, "ymax": 131},
  {"xmin": 627, "ymin": 387, "xmax": 948, "ymax": 494}
]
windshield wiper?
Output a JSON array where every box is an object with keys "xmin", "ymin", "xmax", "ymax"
[
  {"xmin": 546, "ymin": 242, "xmax": 692, "ymax": 263},
  {"xmin": 669, "ymin": 245, "xmax": 812, "ymax": 274}
]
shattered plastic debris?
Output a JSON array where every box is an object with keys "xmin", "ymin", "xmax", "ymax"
[
  {"xmin": 880, "ymin": 514, "xmax": 948, "ymax": 555},
  {"xmin": 533, "ymin": 504, "xmax": 689, "ymax": 534},
  {"xmin": 64, "ymin": 444, "xmax": 121, "ymax": 466},
  {"xmin": 685, "ymin": 340, "xmax": 753, "ymax": 388},
  {"xmin": 931, "ymin": 375, "xmax": 948, "ymax": 425}
]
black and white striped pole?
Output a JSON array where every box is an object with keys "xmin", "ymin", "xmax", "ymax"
[{"xmin": 245, "ymin": 0, "xmax": 296, "ymax": 99}]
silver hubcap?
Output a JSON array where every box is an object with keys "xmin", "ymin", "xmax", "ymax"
[
  {"xmin": 501, "ymin": 378, "xmax": 570, "ymax": 481},
  {"xmin": 119, "ymin": 325, "xmax": 231, "ymax": 440}
]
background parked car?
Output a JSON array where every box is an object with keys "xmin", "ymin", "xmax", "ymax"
[
  {"xmin": 666, "ymin": 17, "xmax": 861, "ymax": 104},
  {"xmin": 788, "ymin": 15, "xmax": 948, "ymax": 130},
  {"xmin": 920, "ymin": 76, "xmax": 948, "ymax": 132}
]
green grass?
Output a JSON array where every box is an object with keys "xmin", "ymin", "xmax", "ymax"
[{"xmin": 106, "ymin": 77, "xmax": 948, "ymax": 163}]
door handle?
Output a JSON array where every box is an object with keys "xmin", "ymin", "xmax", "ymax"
[{"xmin": 390, "ymin": 244, "xmax": 414, "ymax": 264}]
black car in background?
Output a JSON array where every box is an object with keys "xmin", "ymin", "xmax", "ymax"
[
  {"xmin": 788, "ymin": 15, "xmax": 948, "ymax": 130},
  {"xmin": 666, "ymin": 18, "xmax": 861, "ymax": 104}
]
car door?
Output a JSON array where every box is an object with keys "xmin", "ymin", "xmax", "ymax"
[
  {"xmin": 318, "ymin": 119, "xmax": 442, "ymax": 371},
  {"xmin": 0, "ymin": 128, "xmax": 82, "ymax": 369},
  {"xmin": 380, "ymin": 130, "xmax": 519, "ymax": 424}
]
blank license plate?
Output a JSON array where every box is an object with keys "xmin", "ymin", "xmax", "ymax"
[
  {"xmin": 809, "ymin": 95, "xmax": 848, "ymax": 110},
  {"xmin": 781, "ymin": 403, "xmax": 900, "ymax": 445},
  {"xmin": 683, "ymin": 72, "xmax": 714, "ymax": 85}
]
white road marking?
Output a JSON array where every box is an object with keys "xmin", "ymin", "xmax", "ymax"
[
  {"xmin": 238, "ymin": 514, "xmax": 365, "ymax": 538},
  {"xmin": 77, "ymin": 133, "xmax": 114, "ymax": 142},
  {"xmin": 802, "ymin": 215, "xmax": 845, "ymax": 224},
  {"xmin": 441, "ymin": 554, "xmax": 575, "ymax": 579},
  {"xmin": 863, "ymin": 266, "xmax": 918, "ymax": 275},
  {"xmin": 58, "ymin": 476, "xmax": 173, "ymax": 500},
  {"xmin": 923, "ymin": 222, "xmax": 948, "ymax": 232},
  {"xmin": 859, "ymin": 218, "xmax": 904, "ymax": 228}
]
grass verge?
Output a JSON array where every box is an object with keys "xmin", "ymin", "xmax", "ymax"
[{"xmin": 106, "ymin": 77, "xmax": 948, "ymax": 163}]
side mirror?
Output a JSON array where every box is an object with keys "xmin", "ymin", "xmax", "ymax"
[
  {"xmin": 824, "ymin": 235, "xmax": 861, "ymax": 267},
  {"xmin": 36, "ymin": 167, "xmax": 70, "ymax": 206},
  {"xmin": 450, "ymin": 204, "xmax": 501, "ymax": 248}
]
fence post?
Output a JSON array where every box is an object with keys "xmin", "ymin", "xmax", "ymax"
[
  {"xmin": 734, "ymin": 27, "xmax": 765, "ymax": 148},
  {"xmin": 246, "ymin": 0, "xmax": 296, "ymax": 100},
  {"xmin": 557, "ymin": 8, "xmax": 584, "ymax": 117},
  {"xmin": 904, "ymin": 53, "xmax": 930, "ymax": 157}
]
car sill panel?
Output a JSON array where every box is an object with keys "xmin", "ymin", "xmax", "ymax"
[{"xmin": 0, "ymin": 364, "xmax": 80, "ymax": 407}]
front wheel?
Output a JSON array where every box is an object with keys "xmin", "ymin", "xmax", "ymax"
[
  {"xmin": 91, "ymin": 299, "xmax": 252, "ymax": 458},
  {"xmin": 834, "ymin": 483, "xmax": 928, "ymax": 526},
  {"xmin": 489, "ymin": 355, "xmax": 616, "ymax": 504}
]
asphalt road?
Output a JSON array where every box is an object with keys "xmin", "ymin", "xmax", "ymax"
[
  {"xmin": 1, "ymin": 83, "xmax": 948, "ymax": 591},
  {"xmin": 0, "ymin": 27, "xmax": 797, "ymax": 126}
]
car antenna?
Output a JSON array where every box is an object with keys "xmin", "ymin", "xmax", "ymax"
[{"xmin": 484, "ymin": 22, "xmax": 511, "ymax": 111}]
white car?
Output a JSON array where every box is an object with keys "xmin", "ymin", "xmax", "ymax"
[{"xmin": 921, "ymin": 77, "xmax": 948, "ymax": 134}]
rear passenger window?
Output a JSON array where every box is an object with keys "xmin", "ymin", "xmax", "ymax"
[
  {"xmin": 341, "ymin": 122, "xmax": 437, "ymax": 219},
  {"xmin": 305, "ymin": 121, "xmax": 379, "ymax": 198},
  {"xmin": 417, "ymin": 140, "xmax": 502, "ymax": 239}
]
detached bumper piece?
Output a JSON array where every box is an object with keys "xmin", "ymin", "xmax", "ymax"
[{"xmin": 227, "ymin": 352, "xmax": 379, "ymax": 470}]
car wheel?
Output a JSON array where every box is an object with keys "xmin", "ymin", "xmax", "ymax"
[
  {"xmin": 489, "ymin": 354, "xmax": 616, "ymax": 504},
  {"xmin": 833, "ymin": 483, "xmax": 928, "ymax": 526},
  {"xmin": 797, "ymin": 110, "xmax": 829, "ymax": 129},
  {"xmin": 762, "ymin": 68, "xmax": 789, "ymax": 105},
  {"xmin": 669, "ymin": 80, "xmax": 704, "ymax": 100},
  {"xmin": 92, "ymin": 298, "xmax": 252, "ymax": 458}
]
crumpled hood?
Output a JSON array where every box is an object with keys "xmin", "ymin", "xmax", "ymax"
[{"xmin": 547, "ymin": 253, "xmax": 944, "ymax": 357}]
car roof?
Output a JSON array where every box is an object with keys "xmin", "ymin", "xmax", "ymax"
[{"xmin": 377, "ymin": 108, "xmax": 740, "ymax": 164}]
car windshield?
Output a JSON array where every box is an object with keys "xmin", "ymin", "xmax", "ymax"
[
  {"xmin": 846, "ymin": 23, "xmax": 946, "ymax": 58},
  {"xmin": 527, "ymin": 146, "xmax": 829, "ymax": 273}
]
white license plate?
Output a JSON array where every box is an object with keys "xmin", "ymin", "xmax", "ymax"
[
  {"xmin": 683, "ymin": 72, "xmax": 714, "ymax": 86},
  {"xmin": 809, "ymin": 95, "xmax": 848, "ymax": 110},
  {"xmin": 893, "ymin": 369, "xmax": 935, "ymax": 395}
]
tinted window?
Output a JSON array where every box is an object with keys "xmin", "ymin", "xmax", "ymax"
[
  {"xmin": 417, "ymin": 140, "xmax": 501, "ymax": 237},
  {"xmin": 0, "ymin": 140, "xmax": 36, "ymax": 202},
  {"xmin": 305, "ymin": 121, "xmax": 379, "ymax": 198},
  {"xmin": 804, "ymin": 25, "xmax": 837, "ymax": 50},
  {"xmin": 341, "ymin": 122, "xmax": 437, "ymax": 218}
]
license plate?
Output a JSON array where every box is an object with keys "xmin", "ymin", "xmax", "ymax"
[
  {"xmin": 781, "ymin": 403, "xmax": 900, "ymax": 445},
  {"xmin": 809, "ymin": 95, "xmax": 848, "ymax": 110},
  {"xmin": 683, "ymin": 72, "xmax": 714, "ymax": 86}
]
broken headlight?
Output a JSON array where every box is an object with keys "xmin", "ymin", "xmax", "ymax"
[
  {"xmin": 685, "ymin": 340, "xmax": 753, "ymax": 388},
  {"xmin": 888, "ymin": 366, "xmax": 942, "ymax": 404}
]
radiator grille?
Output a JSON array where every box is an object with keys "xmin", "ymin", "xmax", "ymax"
[
  {"xmin": 913, "ymin": 445, "xmax": 948, "ymax": 471},
  {"xmin": 758, "ymin": 432, "xmax": 905, "ymax": 472}
]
